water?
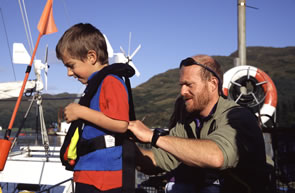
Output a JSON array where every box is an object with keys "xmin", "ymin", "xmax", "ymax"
[{"xmin": 0, "ymin": 130, "xmax": 64, "ymax": 150}]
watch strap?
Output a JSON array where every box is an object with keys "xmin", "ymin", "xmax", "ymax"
[{"xmin": 151, "ymin": 128, "xmax": 167, "ymax": 147}]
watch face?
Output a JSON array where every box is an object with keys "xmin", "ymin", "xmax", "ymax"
[
  {"xmin": 156, "ymin": 128, "xmax": 168, "ymax": 136},
  {"xmin": 151, "ymin": 128, "xmax": 168, "ymax": 147}
]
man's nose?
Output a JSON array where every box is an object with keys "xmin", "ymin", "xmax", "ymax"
[{"xmin": 180, "ymin": 85, "xmax": 187, "ymax": 96}]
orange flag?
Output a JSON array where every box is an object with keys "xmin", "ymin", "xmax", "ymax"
[{"xmin": 37, "ymin": 0, "xmax": 58, "ymax": 35}]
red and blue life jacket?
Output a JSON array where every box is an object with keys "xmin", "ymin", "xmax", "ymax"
[{"xmin": 60, "ymin": 63, "xmax": 136, "ymax": 192}]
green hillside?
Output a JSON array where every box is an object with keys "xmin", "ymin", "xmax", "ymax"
[
  {"xmin": 0, "ymin": 46, "xmax": 294, "ymax": 130},
  {"xmin": 0, "ymin": 93, "xmax": 78, "ymax": 129},
  {"xmin": 132, "ymin": 46, "xmax": 295, "ymax": 128}
]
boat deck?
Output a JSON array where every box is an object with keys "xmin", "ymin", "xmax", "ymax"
[{"xmin": 0, "ymin": 146, "xmax": 73, "ymax": 193}]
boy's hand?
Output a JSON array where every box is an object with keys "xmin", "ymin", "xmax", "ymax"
[
  {"xmin": 128, "ymin": 120, "xmax": 153, "ymax": 143},
  {"xmin": 64, "ymin": 103, "xmax": 81, "ymax": 123}
]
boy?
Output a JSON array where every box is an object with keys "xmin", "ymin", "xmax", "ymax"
[{"xmin": 56, "ymin": 23, "xmax": 134, "ymax": 193}]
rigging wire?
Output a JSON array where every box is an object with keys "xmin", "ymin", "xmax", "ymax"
[
  {"xmin": 0, "ymin": 96, "xmax": 81, "ymax": 102},
  {"xmin": 22, "ymin": 0, "xmax": 34, "ymax": 54},
  {"xmin": 61, "ymin": 0, "xmax": 71, "ymax": 26},
  {"xmin": 18, "ymin": 0, "xmax": 34, "ymax": 55},
  {"xmin": 0, "ymin": 8, "xmax": 16, "ymax": 81},
  {"xmin": 18, "ymin": 0, "xmax": 32, "ymax": 54}
]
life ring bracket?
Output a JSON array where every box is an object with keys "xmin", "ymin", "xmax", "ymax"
[{"xmin": 223, "ymin": 65, "xmax": 277, "ymax": 124}]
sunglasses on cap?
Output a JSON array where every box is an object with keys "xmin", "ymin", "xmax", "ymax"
[{"xmin": 179, "ymin": 57, "xmax": 225, "ymax": 97}]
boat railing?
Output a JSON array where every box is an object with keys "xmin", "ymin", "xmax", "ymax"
[
  {"xmin": 0, "ymin": 178, "xmax": 74, "ymax": 193},
  {"xmin": 36, "ymin": 177, "xmax": 74, "ymax": 193}
]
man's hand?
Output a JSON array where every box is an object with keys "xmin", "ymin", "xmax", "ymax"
[{"xmin": 128, "ymin": 120, "xmax": 153, "ymax": 143}]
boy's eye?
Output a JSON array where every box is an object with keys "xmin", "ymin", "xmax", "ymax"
[{"xmin": 65, "ymin": 63, "xmax": 75, "ymax": 69}]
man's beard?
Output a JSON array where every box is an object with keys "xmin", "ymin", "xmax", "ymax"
[{"xmin": 185, "ymin": 85, "xmax": 210, "ymax": 113}]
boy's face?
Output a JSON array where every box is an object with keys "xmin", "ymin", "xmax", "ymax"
[{"xmin": 61, "ymin": 52, "xmax": 97, "ymax": 84}]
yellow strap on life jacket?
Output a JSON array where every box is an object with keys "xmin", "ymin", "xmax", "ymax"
[{"xmin": 67, "ymin": 127, "xmax": 80, "ymax": 160}]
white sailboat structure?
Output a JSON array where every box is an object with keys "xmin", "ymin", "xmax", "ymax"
[
  {"xmin": 0, "ymin": 43, "xmax": 41, "ymax": 100},
  {"xmin": 0, "ymin": 146, "xmax": 73, "ymax": 193},
  {"xmin": 0, "ymin": 42, "xmax": 74, "ymax": 192},
  {"xmin": 0, "ymin": 1, "xmax": 74, "ymax": 192},
  {"xmin": 0, "ymin": 81, "xmax": 36, "ymax": 100},
  {"xmin": 104, "ymin": 32, "xmax": 141, "ymax": 77},
  {"xmin": 56, "ymin": 122, "xmax": 71, "ymax": 136}
]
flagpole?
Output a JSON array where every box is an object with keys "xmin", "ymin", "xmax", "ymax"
[
  {"xmin": 1, "ymin": 33, "xmax": 42, "ymax": 171},
  {"xmin": 4, "ymin": 0, "xmax": 57, "ymax": 139},
  {"xmin": 4, "ymin": 33, "xmax": 42, "ymax": 140},
  {"xmin": 0, "ymin": 0, "xmax": 57, "ymax": 171}
]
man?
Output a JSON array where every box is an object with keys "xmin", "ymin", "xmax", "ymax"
[{"xmin": 128, "ymin": 55, "xmax": 268, "ymax": 193}]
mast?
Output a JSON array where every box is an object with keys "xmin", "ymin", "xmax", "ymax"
[{"xmin": 237, "ymin": 0, "xmax": 246, "ymax": 66}]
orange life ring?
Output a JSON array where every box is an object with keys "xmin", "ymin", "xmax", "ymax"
[{"xmin": 222, "ymin": 65, "xmax": 277, "ymax": 124}]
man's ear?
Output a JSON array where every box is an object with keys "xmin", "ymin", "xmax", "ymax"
[
  {"xmin": 87, "ymin": 50, "xmax": 97, "ymax": 64},
  {"xmin": 209, "ymin": 76, "xmax": 219, "ymax": 93}
]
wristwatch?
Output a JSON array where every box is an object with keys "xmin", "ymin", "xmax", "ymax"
[{"xmin": 151, "ymin": 128, "xmax": 167, "ymax": 147}]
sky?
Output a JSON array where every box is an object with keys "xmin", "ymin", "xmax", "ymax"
[{"xmin": 0, "ymin": 0, "xmax": 294, "ymax": 94}]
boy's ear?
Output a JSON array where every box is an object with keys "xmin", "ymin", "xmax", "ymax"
[{"xmin": 87, "ymin": 50, "xmax": 97, "ymax": 64}]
